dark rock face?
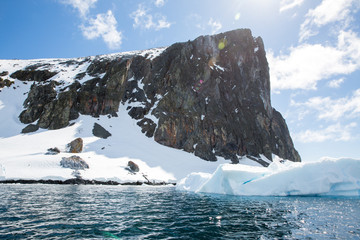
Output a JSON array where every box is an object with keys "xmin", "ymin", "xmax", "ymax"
[
  {"xmin": 60, "ymin": 155, "xmax": 89, "ymax": 170},
  {"xmin": 92, "ymin": 123, "xmax": 112, "ymax": 139},
  {"xmin": 0, "ymin": 77, "xmax": 14, "ymax": 88},
  {"xmin": 46, "ymin": 147, "xmax": 61, "ymax": 155},
  {"xmin": 13, "ymin": 29, "xmax": 300, "ymax": 163},
  {"xmin": 0, "ymin": 71, "xmax": 9, "ymax": 77},
  {"xmin": 19, "ymin": 81, "xmax": 58, "ymax": 124},
  {"xmin": 10, "ymin": 69, "xmax": 57, "ymax": 82},
  {"xmin": 128, "ymin": 161, "xmax": 140, "ymax": 172},
  {"xmin": 67, "ymin": 138, "xmax": 83, "ymax": 153},
  {"xmin": 21, "ymin": 124, "xmax": 39, "ymax": 133}
]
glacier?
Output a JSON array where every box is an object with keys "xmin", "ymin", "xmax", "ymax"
[{"xmin": 177, "ymin": 157, "xmax": 360, "ymax": 196}]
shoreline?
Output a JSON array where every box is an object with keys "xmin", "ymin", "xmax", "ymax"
[{"xmin": 0, "ymin": 178, "xmax": 176, "ymax": 186}]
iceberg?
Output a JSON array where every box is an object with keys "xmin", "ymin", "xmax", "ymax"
[{"xmin": 177, "ymin": 157, "xmax": 360, "ymax": 196}]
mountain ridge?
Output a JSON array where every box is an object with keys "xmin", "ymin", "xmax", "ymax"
[{"xmin": 0, "ymin": 28, "xmax": 300, "ymax": 165}]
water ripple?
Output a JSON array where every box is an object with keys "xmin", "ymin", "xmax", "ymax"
[{"xmin": 0, "ymin": 185, "xmax": 359, "ymax": 239}]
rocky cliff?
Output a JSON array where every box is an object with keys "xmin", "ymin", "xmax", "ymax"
[{"xmin": 6, "ymin": 29, "xmax": 300, "ymax": 163}]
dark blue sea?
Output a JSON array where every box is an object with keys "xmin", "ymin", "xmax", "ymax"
[{"xmin": 0, "ymin": 184, "xmax": 359, "ymax": 239}]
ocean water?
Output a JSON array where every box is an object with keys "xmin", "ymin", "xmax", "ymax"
[{"xmin": 0, "ymin": 185, "xmax": 359, "ymax": 239}]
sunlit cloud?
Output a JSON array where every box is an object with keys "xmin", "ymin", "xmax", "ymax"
[
  {"xmin": 130, "ymin": 4, "xmax": 171, "ymax": 31},
  {"xmin": 81, "ymin": 10, "xmax": 122, "ymax": 49},
  {"xmin": 208, "ymin": 18, "xmax": 222, "ymax": 34},
  {"xmin": 154, "ymin": 0, "xmax": 165, "ymax": 7},
  {"xmin": 268, "ymin": 30, "xmax": 360, "ymax": 91},
  {"xmin": 279, "ymin": 0, "xmax": 304, "ymax": 13},
  {"xmin": 60, "ymin": 0, "xmax": 97, "ymax": 18},
  {"xmin": 60, "ymin": 0, "xmax": 123, "ymax": 49},
  {"xmin": 299, "ymin": 0, "xmax": 360, "ymax": 42},
  {"xmin": 328, "ymin": 78, "xmax": 344, "ymax": 88},
  {"xmin": 295, "ymin": 122, "xmax": 357, "ymax": 143},
  {"xmin": 292, "ymin": 89, "xmax": 360, "ymax": 121}
]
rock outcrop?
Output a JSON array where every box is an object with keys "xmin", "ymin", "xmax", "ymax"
[
  {"xmin": 92, "ymin": 123, "xmax": 112, "ymax": 139},
  {"xmin": 21, "ymin": 124, "xmax": 39, "ymax": 133},
  {"xmin": 67, "ymin": 138, "xmax": 83, "ymax": 153},
  {"xmin": 60, "ymin": 155, "xmax": 89, "ymax": 170},
  {"xmin": 11, "ymin": 29, "xmax": 300, "ymax": 163},
  {"xmin": 128, "ymin": 161, "xmax": 140, "ymax": 172},
  {"xmin": 0, "ymin": 77, "xmax": 14, "ymax": 88},
  {"xmin": 46, "ymin": 147, "xmax": 60, "ymax": 155}
]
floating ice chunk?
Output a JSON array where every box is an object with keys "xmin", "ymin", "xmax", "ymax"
[
  {"xmin": 0, "ymin": 164, "xmax": 5, "ymax": 179},
  {"xmin": 177, "ymin": 172, "xmax": 212, "ymax": 192},
  {"xmin": 177, "ymin": 157, "xmax": 360, "ymax": 197}
]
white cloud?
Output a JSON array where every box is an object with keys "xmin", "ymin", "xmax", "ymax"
[
  {"xmin": 279, "ymin": 0, "xmax": 304, "ymax": 13},
  {"xmin": 328, "ymin": 78, "xmax": 344, "ymax": 88},
  {"xmin": 154, "ymin": 0, "xmax": 165, "ymax": 7},
  {"xmin": 268, "ymin": 30, "xmax": 360, "ymax": 91},
  {"xmin": 293, "ymin": 89, "xmax": 360, "ymax": 121},
  {"xmin": 82, "ymin": 10, "xmax": 122, "ymax": 49},
  {"xmin": 299, "ymin": 0, "xmax": 359, "ymax": 42},
  {"xmin": 60, "ymin": 0, "xmax": 123, "ymax": 49},
  {"xmin": 130, "ymin": 4, "xmax": 171, "ymax": 31},
  {"xmin": 61, "ymin": 0, "xmax": 97, "ymax": 18},
  {"xmin": 295, "ymin": 122, "xmax": 357, "ymax": 143},
  {"xmin": 208, "ymin": 18, "xmax": 222, "ymax": 34},
  {"xmin": 157, "ymin": 17, "xmax": 171, "ymax": 29}
]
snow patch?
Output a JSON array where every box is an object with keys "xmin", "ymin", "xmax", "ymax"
[
  {"xmin": 214, "ymin": 64, "xmax": 225, "ymax": 71},
  {"xmin": 139, "ymin": 47, "xmax": 167, "ymax": 60},
  {"xmin": 205, "ymin": 97, "xmax": 210, "ymax": 104}
]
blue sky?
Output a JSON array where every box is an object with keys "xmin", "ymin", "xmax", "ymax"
[{"xmin": 1, "ymin": 0, "xmax": 360, "ymax": 162}]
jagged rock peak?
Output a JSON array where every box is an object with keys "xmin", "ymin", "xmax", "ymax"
[{"xmin": 5, "ymin": 28, "xmax": 300, "ymax": 163}]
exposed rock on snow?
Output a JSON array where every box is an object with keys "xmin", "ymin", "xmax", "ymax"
[
  {"xmin": 137, "ymin": 118, "xmax": 156, "ymax": 138},
  {"xmin": 60, "ymin": 155, "xmax": 89, "ymax": 170},
  {"xmin": 128, "ymin": 161, "xmax": 140, "ymax": 172},
  {"xmin": 21, "ymin": 124, "xmax": 39, "ymax": 133},
  {"xmin": 92, "ymin": 123, "xmax": 112, "ymax": 139},
  {"xmin": 0, "ymin": 71, "xmax": 8, "ymax": 77},
  {"xmin": 46, "ymin": 147, "xmax": 60, "ymax": 155},
  {"xmin": 10, "ymin": 69, "xmax": 58, "ymax": 82},
  {"xmin": 0, "ymin": 77, "xmax": 14, "ymax": 88},
  {"xmin": 67, "ymin": 138, "xmax": 83, "ymax": 153}
]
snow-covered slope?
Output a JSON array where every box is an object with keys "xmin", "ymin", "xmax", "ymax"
[{"xmin": 0, "ymin": 52, "xmax": 239, "ymax": 183}]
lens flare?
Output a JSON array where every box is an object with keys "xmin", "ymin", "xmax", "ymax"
[
  {"xmin": 192, "ymin": 79, "xmax": 205, "ymax": 92},
  {"xmin": 218, "ymin": 38, "xmax": 227, "ymax": 50}
]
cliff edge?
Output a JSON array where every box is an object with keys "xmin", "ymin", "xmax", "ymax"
[{"xmin": 4, "ymin": 29, "xmax": 300, "ymax": 164}]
